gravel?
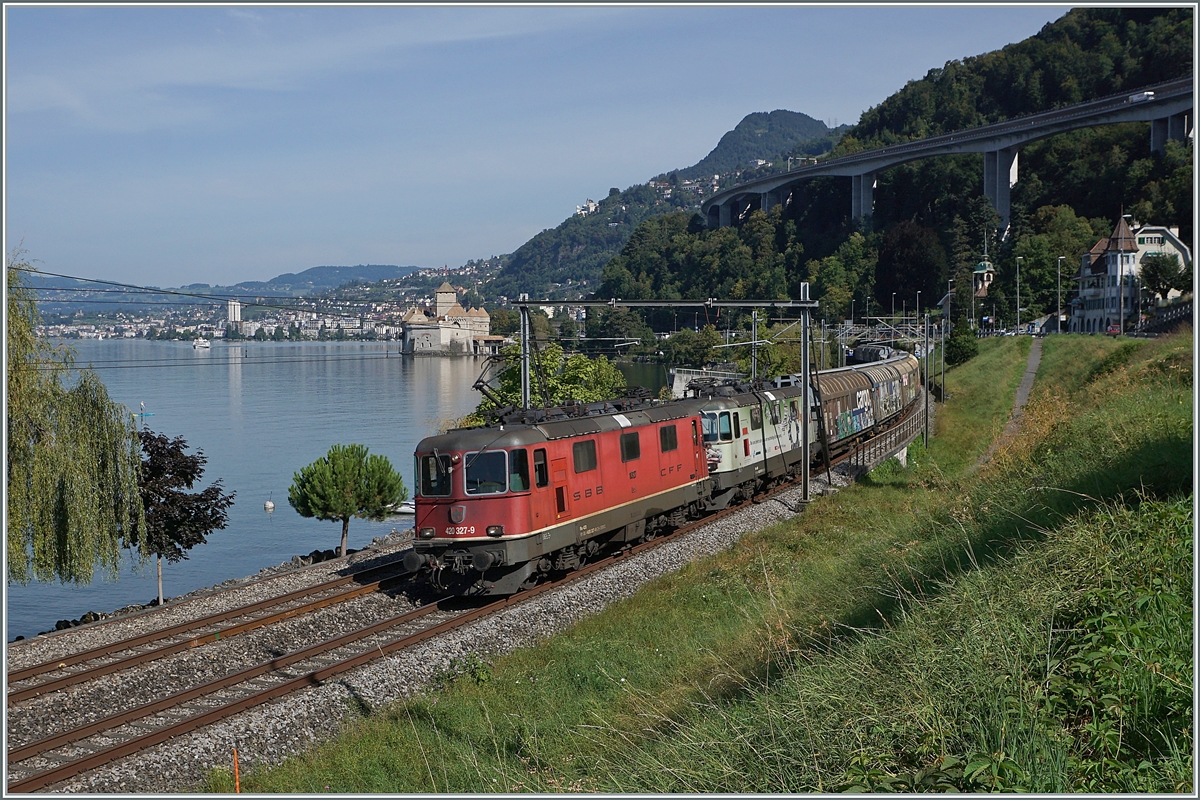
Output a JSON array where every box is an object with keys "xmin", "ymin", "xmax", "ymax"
[{"xmin": 12, "ymin": 410, "xmax": 924, "ymax": 793}]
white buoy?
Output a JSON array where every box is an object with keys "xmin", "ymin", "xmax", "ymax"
[{"xmin": 264, "ymin": 492, "xmax": 275, "ymax": 512}]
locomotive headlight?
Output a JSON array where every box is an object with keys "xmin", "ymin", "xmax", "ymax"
[
  {"xmin": 419, "ymin": 527, "xmax": 436, "ymax": 539},
  {"xmin": 486, "ymin": 525, "xmax": 504, "ymax": 537}
]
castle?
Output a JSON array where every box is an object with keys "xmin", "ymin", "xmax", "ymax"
[{"xmin": 400, "ymin": 282, "xmax": 501, "ymax": 355}]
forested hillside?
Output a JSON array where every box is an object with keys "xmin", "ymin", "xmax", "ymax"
[
  {"xmin": 671, "ymin": 110, "xmax": 835, "ymax": 181},
  {"xmin": 486, "ymin": 114, "xmax": 845, "ymax": 300},
  {"xmin": 584, "ymin": 7, "xmax": 1192, "ymax": 344}
]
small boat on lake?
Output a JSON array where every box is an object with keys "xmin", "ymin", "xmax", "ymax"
[
  {"xmin": 389, "ymin": 500, "xmax": 416, "ymax": 515},
  {"xmin": 193, "ymin": 337, "xmax": 210, "ymax": 349}
]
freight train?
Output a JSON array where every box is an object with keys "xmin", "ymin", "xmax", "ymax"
[{"xmin": 403, "ymin": 353, "xmax": 921, "ymax": 594}]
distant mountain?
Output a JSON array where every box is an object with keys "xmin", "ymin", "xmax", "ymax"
[
  {"xmin": 673, "ymin": 110, "xmax": 836, "ymax": 181},
  {"xmin": 245, "ymin": 264, "xmax": 421, "ymax": 293},
  {"xmin": 28, "ymin": 264, "xmax": 424, "ymax": 316}
]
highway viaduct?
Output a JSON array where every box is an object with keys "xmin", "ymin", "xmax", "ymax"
[{"xmin": 701, "ymin": 77, "xmax": 1192, "ymax": 237}]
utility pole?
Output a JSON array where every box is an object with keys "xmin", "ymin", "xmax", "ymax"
[
  {"xmin": 1118, "ymin": 245, "xmax": 1123, "ymax": 334},
  {"xmin": 751, "ymin": 310, "xmax": 758, "ymax": 380},
  {"xmin": 942, "ymin": 278, "xmax": 953, "ymax": 401},
  {"xmin": 800, "ymin": 284, "xmax": 811, "ymax": 503},
  {"xmin": 519, "ymin": 294, "xmax": 531, "ymax": 410},
  {"xmin": 923, "ymin": 314, "xmax": 929, "ymax": 448},
  {"xmin": 891, "ymin": 292, "xmax": 896, "ymax": 347},
  {"xmin": 1015, "ymin": 256, "xmax": 1022, "ymax": 333},
  {"xmin": 1056, "ymin": 255, "xmax": 1064, "ymax": 334}
]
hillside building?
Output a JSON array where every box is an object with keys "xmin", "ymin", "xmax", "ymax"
[
  {"xmin": 1070, "ymin": 216, "xmax": 1192, "ymax": 333},
  {"xmin": 400, "ymin": 282, "xmax": 501, "ymax": 355}
]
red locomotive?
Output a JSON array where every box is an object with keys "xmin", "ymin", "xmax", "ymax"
[{"xmin": 404, "ymin": 404, "xmax": 709, "ymax": 594}]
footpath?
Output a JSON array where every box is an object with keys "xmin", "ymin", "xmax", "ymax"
[{"xmin": 976, "ymin": 337, "xmax": 1043, "ymax": 468}]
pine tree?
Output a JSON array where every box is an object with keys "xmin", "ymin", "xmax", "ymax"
[
  {"xmin": 288, "ymin": 444, "xmax": 407, "ymax": 557},
  {"xmin": 7, "ymin": 250, "xmax": 145, "ymax": 585}
]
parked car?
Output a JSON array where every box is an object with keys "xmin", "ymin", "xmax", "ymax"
[{"xmin": 1106, "ymin": 323, "xmax": 1122, "ymax": 336}]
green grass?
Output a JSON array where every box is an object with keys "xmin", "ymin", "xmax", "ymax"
[
  {"xmin": 206, "ymin": 333, "xmax": 1192, "ymax": 793},
  {"xmin": 927, "ymin": 336, "xmax": 1030, "ymax": 474}
]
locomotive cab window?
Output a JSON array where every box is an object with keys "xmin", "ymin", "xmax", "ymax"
[
  {"xmin": 418, "ymin": 454, "xmax": 452, "ymax": 497},
  {"xmin": 573, "ymin": 439, "xmax": 597, "ymax": 473},
  {"xmin": 719, "ymin": 412, "xmax": 733, "ymax": 442},
  {"xmin": 702, "ymin": 413, "xmax": 720, "ymax": 442},
  {"xmin": 732, "ymin": 412, "xmax": 741, "ymax": 438},
  {"xmin": 465, "ymin": 451, "xmax": 507, "ymax": 495},
  {"xmin": 533, "ymin": 448, "xmax": 548, "ymax": 487},
  {"xmin": 509, "ymin": 448, "xmax": 530, "ymax": 492},
  {"xmin": 750, "ymin": 407, "xmax": 762, "ymax": 430},
  {"xmin": 620, "ymin": 431, "xmax": 640, "ymax": 462},
  {"xmin": 659, "ymin": 424, "xmax": 678, "ymax": 453}
]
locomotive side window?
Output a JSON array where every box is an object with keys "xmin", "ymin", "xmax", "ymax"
[
  {"xmin": 509, "ymin": 449, "xmax": 530, "ymax": 492},
  {"xmin": 732, "ymin": 412, "xmax": 741, "ymax": 438},
  {"xmin": 691, "ymin": 420, "xmax": 699, "ymax": 445},
  {"xmin": 418, "ymin": 454, "xmax": 452, "ymax": 497},
  {"xmin": 465, "ymin": 451, "xmax": 507, "ymax": 494},
  {"xmin": 659, "ymin": 424, "xmax": 678, "ymax": 453},
  {"xmin": 718, "ymin": 412, "xmax": 733, "ymax": 442},
  {"xmin": 750, "ymin": 406, "xmax": 762, "ymax": 430},
  {"xmin": 573, "ymin": 439, "xmax": 597, "ymax": 473},
  {"xmin": 702, "ymin": 413, "xmax": 719, "ymax": 442},
  {"xmin": 770, "ymin": 401, "xmax": 781, "ymax": 425},
  {"xmin": 620, "ymin": 431, "xmax": 640, "ymax": 462},
  {"xmin": 533, "ymin": 448, "xmax": 548, "ymax": 487}
]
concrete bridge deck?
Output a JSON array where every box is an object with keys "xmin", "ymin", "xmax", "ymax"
[{"xmin": 702, "ymin": 77, "xmax": 1192, "ymax": 234}]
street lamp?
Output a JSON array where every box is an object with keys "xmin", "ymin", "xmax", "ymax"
[{"xmin": 1015, "ymin": 256, "xmax": 1022, "ymax": 333}]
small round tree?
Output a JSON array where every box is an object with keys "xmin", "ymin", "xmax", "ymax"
[
  {"xmin": 944, "ymin": 317, "xmax": 979, "ymax": 366},
  {"xmin": 288, "ymin": 444, "xmax": 407, "ymax": 557}
]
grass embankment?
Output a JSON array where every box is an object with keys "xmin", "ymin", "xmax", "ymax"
[{"xmin": 210, "ymin": 332, "xmax": 1192, "ymax": 793}]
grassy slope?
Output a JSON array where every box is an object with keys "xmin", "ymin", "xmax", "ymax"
[{"xmin": 212, "ymin": 333, "xmax": 1191, "ymax": 793}]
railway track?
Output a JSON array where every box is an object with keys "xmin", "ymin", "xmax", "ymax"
[
  {"xmin": 7, "ymin": 395, "xmax": 927, "ymax": 793},
  {"xmin": 7, "ymin": 560, "xmax": 414, "ymax": 703}
]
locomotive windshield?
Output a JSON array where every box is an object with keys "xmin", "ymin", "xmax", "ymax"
[
  {"xmin": 702, "ymin": 413, "xmax": 719, "ymax": 443},
  {"xmin": 465, "ymin": 451, "xmax": 507, "ymax": 495},
  {"xmin": 418, "ymin": 454, "xmax": 452, "ymax": 497}
]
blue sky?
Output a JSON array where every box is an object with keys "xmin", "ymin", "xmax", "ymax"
[{"xmin": 5, "ymin": 5, "xmax": 1071, "ymax": 287}]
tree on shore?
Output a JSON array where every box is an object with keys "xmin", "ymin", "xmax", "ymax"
[
  {"xmin": 288, "ymin": 444, "xmax": 407, "ymax": 557},
  {"xmin": 132, "ymin": 429, "xmax": 235, "ymax": 605},
  {"xmin": 1139, "ymin": 252, "xmax": 1185, "ymax": 301},
  {"xmin": 7, "ymin": 249, "xmax": 145, "ymax": 585}
]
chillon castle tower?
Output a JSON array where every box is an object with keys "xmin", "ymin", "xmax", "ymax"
[{"xmin": 400, "ymin": 282, "xmax": 500, "ymax": 355}]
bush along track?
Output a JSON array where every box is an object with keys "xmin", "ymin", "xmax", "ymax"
[{"xmin": 212, "ymin": 333, "xmax": 1191, "ymax": 793}]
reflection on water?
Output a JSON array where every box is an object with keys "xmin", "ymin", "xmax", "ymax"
[
  {"xmin": 615, "ymin": 361, "xmax": 669, "ymax": 396},
  {"xmin": 6, "ymin": 341, "xmax": 483, "ymax": 640}
]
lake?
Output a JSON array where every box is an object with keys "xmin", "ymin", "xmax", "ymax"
[{"xmin": 6, "ymin": 340, "xmax": 483, "ymax": 640}]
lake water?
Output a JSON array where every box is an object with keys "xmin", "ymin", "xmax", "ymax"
[{"xmin": 6, "ymin": 340, "xmax": 484, "ymax": 640}]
